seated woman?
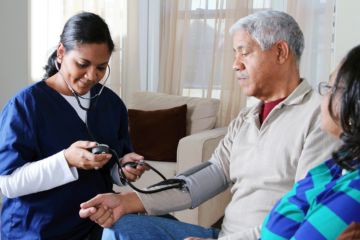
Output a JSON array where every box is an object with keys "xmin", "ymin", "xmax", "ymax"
[
  {"xmin": 0, "ymin": 12, "xmax": 148, "ymax": 240},
  {"xmin": 80, "ymin": 44, "xmax": 360, "ymax": 240},
  {"xmin": 260, "ymin": 45, "xmax": 360, "ymax": 239}
]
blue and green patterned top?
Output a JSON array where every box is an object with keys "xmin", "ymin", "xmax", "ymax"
[{"xmin": 260, "ymin": 158, "xmax": 360, "ymax": 240}]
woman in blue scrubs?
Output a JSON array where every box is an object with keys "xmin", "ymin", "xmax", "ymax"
[{"xmin": 0, "ymin": 12, "xmax": 146, "ymax": 240}]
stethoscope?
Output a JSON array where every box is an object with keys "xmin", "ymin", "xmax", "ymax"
[
  {"xmin": 54, "ymin": 59, "xmax": 109, "ymax": 111},
  {"xmin": 54, "ymin": 60, "xmax": 186, "ymax": 194}
]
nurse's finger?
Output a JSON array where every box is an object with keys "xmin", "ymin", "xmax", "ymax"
[
  {"xmin": 85, "ymin": 159, "xmax": 111, "ymax": 170},
  {"xmin": 65, "ymin": 143, "xmax": 100, "ymax": 168},
  {"xmin": 136, "ymin": 164, "xmax": 150, "ymax": 172},
  {"xmin": 124, "ymin": 166, "xmax": 144, "ymax": 177},
  {"xmin": 121, "ymin": 167, "xmax": 138, "ymax": 182},
  {"xmin": 92, "ymin": 153, "xmax": 113, "ymax": 162},
  {"xmin": 73, "ymin": 141, "xmax": 97, "ymax": 149},
  {"xmin": 80, "ymin": 149, "xmax": 111, "ymax": 162}
]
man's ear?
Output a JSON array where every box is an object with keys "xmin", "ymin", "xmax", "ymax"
[{"xmin": 276, "ymin": 40, "xmax": 290, "ymax": 65}]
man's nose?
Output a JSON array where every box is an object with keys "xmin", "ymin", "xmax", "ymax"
[{"xmin": 233, "ymin": 57, "xmax": 245, "ymax": 71}]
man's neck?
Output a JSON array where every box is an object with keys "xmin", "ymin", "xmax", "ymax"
[{"xmin": 263, "ymin": 70, "xmax": 301, "ymax": 103}]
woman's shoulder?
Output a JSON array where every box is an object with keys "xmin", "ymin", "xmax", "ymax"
[
  {"xmin": 307, "ymin": 158, "xmax": 340, "ymax": 176},
  {"xmin": 5, "ymin": 81, "xmax": 46, "ymax": 107},
  {"xmin": 296, "ymin": 159, "xmax": 342, "ymax": 189},
  {"xmin": 96, "ymin": 84, "xmax": 126, "ymax": 108},
  {"xmin": 0, "ymin": 82, "xmax": 48, "ymax": 129}
]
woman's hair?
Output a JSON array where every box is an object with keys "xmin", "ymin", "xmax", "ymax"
[
  {"xmin": 330, "ymin": 45, "xmax": 360, "ymax": 171},
  {"xmin": 43, "ymin": 12, "xmax": 114, "ymax": 78},
  {"xmin": 229, "ymin": 10, "xmax": 304, "ymax": 68}
]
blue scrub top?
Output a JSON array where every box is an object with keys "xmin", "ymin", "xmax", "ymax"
[{"xmin": 0, "ymin": 80, "xmax": 133, "ymax": 240}]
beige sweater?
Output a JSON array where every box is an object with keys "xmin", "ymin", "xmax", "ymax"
[{"xmin": 137, "ymin": 79, "xmax": 341, "ymax": 240}]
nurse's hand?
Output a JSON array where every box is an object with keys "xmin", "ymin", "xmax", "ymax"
[
  {"xmin": 119, "ymin": 153, "xmax": 150, "ymax": 182},
  {"xmin": 64, "ymin": 141, "xmax": 112, "ymax": 169},
  {"xmin": 79, "ymin": 192, "xmax": 146, "ymax": 228}
]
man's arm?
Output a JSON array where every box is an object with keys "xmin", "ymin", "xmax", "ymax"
[
  {"xmin": 138, "ymin": 160, "xmax": 228, "ymax": 215},
  {"xmin": 295, "ymin": 112, "xmax": 341, "ymax": 182},
  {"xmin": 79, "ymin": 159, "xmax": 229, "ymax": 225},
  {"xmin": 80, "ymin": 116, "xmax": 240, "ymax": 226},
  {"xmin": 137, "ymin": 118, "xmax": 238, "ymax": 215}
]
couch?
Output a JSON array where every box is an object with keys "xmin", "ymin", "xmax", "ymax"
[{"xmin": 113, "ymin": 91, "xmax": 232, "ymax": 228}]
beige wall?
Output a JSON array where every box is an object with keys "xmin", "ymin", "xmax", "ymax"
[
  {"xmin": 0, "ymin": 0, "xmax": 28, "ymax": 203},
  {"xmin": 333, "ymin": 0, "xmax": 360, "ymax": 69},
  {"xmin": 0, "ymin": 0, "xmax": 29, "ymax": 113}
]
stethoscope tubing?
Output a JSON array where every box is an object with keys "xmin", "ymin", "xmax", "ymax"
[{"xmin": 54, "ymin": 59, "xmax": 110, "ymax": 111}]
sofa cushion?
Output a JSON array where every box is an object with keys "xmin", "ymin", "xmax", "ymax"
[
  {"xmin": 128, "ymin": 104, "xmax": 187, "ymax": 162},
  {"xmin": 129, "ymin": 91, "xmax": 220, "ymax": 136}
]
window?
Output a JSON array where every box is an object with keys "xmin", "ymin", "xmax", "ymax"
[{"xmin": 181, "ymin": 0, "xmax": 228, "ymax": 99}]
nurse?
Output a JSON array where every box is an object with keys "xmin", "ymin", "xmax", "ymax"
[{"xmin": 0, "ymin": 12, "xmax": 147, "ymax": 240}]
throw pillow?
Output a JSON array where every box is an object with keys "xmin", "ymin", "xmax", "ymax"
[{"xmin": 128, "ymin": 104, "xmax": 187, "ymax": 162}]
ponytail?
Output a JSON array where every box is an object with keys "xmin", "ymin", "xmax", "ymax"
[{"xmin": 43, "ymin": 50, "xmax": 59, "ymax": 79}]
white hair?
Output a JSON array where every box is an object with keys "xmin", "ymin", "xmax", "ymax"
[{"xmin": 229, "ymin": 10, "xmax": 304, "ymax": 68}]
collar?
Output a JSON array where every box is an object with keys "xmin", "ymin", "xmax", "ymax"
[
  {"xmin": 244, "ymin": 78, "xmax": 313, "ymax": 119},
  {"xmin": 281, "ymin": 78, "xmax": 313, "ymax": 106}
]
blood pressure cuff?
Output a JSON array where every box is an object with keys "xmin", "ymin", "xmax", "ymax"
[{"xmin": 175, "ymin": 160, "xmax": 229, "ymax": 209}]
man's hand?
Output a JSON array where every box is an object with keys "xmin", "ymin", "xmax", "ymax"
[
  {"xmin": 79, "ymin": 192, "xmax": 146, "ymax": 228},
  {"xmin": 120, "ymin": 153, "xmax": 149, "ymax": 182},
  {"xmin": 79, "ymin": 193, "xmax": 123, "ymax": 228}
]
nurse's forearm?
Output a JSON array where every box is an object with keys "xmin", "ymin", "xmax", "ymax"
[{"xmin": 0, "ymin": 151, "xmax": 78, "ymax": 198}]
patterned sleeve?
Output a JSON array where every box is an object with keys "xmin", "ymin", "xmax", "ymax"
[
  {"xmin": 292, "ymin": 168, "xmax": 360, "ymax": 239},
  {"xmin": 260, "ymin": 161, "xmax": 344, "ymax": 239}
]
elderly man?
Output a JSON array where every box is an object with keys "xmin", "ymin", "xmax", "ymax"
[{"xmin": 80, "ymin": 10, "xmax": 340, "ymax": 240}]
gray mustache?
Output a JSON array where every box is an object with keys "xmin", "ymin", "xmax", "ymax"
[{"xmin": 236, "ymin": 72, "xmax": 248, "ymax": 79}]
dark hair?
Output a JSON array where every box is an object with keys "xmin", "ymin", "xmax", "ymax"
[
  {"xmin": 329, "ymin": 45, "xmax": 360, "ymax": 171},
  {"xmin": 43, "ymin": 12, "xmax": 114, "ymax": 78}
]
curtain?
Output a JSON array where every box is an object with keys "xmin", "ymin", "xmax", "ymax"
[
  {"xmin": 157, "ymin": 0, "xmax": 335, "ymax": 126},
  {"xmin": 158, "ymin": 0, "xmax": 251, "ymax": 126},
  {"xmin": 287, "ymin": 0, "xmax": 335, "ymax": 88}
]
